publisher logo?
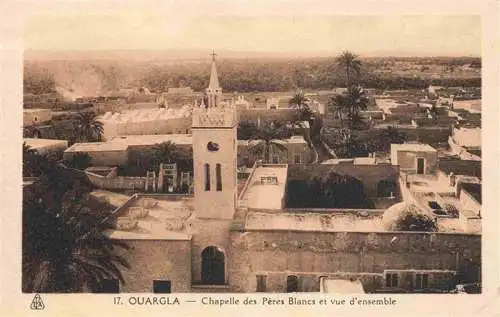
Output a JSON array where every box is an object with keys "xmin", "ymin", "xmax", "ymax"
[{"xmin": 30, "ymin": 293, "xmax": 45, "ymax": 310}]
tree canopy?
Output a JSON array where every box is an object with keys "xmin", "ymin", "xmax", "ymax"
[
  {"xmin": 23, "ymin": 155, "xmax": 130, "ymax": 292},
  {"xmin": 285, "ymin": 171, "xmax": 373, "ymax": 209}
]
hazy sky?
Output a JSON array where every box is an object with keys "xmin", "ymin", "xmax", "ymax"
[{"xmin": 24, "ymin": 9, "xmax": 481, "ymax": 56}]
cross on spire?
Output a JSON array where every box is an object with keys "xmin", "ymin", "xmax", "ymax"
[{"xmin": 210, "ymin": 50, "xmax": 217, "ymax": 61}]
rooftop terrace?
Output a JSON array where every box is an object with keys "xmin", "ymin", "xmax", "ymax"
[
  {"xmin": 243, "ymin": 211, "xmax": 385, "ymax": 232},
  {"xmin": 106, "ymin": 195, "xmax": 194, "ymax": 240},
  {"xmin": 238, "ymin": 163, "xmax": 288, "ymax": 210}
]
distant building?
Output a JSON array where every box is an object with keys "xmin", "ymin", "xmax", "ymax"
[
  {"xmin": 23, "ymin": 108, "xmax": 52, "ymax": 126},
  {"xmin": 64, "ymin": 142, "xmax": 129, "ymax": 166},
  {"xmin": 98, "ymin": 106, "xmax": 193, "ymax": 140},
  {"xmin": 64, "ymin": 134, "xmax": 314, "ymax": 168},
  {"xmin": 390, "ymin": 143, "xmax": 438, "ymax": 175}
]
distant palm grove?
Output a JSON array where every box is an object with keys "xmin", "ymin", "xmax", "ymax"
[{"xmin": 24, "ymin": 55, "xmax": 481, "ymax": 95}]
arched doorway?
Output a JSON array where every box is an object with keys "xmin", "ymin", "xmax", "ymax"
[
  {"xmin": 286, "ymin": 275, "xmax": 299, "ymax": 292},
  {"xmin": 201, "ymin": 246, "xmax": 225, "ymax": 285}
]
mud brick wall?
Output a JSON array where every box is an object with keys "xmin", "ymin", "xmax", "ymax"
[
  {"xmin": 228, "ymin": 230, "xmax": 480, "ymax": 292},
  {"xmin": 115, "ymin": 240, "xmax": 192, "ymax": 293}
]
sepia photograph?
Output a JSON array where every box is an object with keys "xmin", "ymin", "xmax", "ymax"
[{"xmin": 18, "ymin": 6, "xmax": 487, "ymax": 299}]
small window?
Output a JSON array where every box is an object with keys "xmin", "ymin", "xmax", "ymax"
[
  {"xmin": 153, "ymin": 280, "xmax": 172, "ymax": 293},
  {"xmin": 294, "ymin": 154, "xmax": 301, "ymax": 164},
  {"xmin": 216, "ymin": 163, "xmax": 222, "ymax": 191},
  {"xmin": 204, "ymin": 163, "xmax": 210, "ymax": 191},
  {"xmin": 286, "ymin": 275, "xmax": 299, "ymax": 292},
  {"xmin": 415, "ymin": 273, "xmax": 429, "ymax": 290},
  {"xmin": 256, "ymin": 275, "xmax": 267, "ymax": 292},
  {"xmin": 385, "ymin": 273, "xmax": 399, "ymax": 288},
  {"xmin": 98, "ymin": 278, "xmax": 119, "ymax": 293}
]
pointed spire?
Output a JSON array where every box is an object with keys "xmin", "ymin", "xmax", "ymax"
[{"xmin": 208, "ymin": 50, "xmax": 220, "ymax": 91}]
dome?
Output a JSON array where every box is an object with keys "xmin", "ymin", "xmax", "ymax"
[{"xmin": 382, "ymin": 202, "xmax": 423, "ymax": 231}]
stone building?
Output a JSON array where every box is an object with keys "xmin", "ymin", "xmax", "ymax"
[{"xmin": 97, "ymin": 55, "xmax": 480, "ymax": 294}]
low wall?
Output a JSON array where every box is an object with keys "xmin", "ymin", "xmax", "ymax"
[{"xmin": 86, "ymin": 171, "xmax": 147, "ymax": 190}]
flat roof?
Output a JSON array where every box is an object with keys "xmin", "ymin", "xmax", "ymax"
[
  {"xmin": 391, "ymin": 143, "xmax": 437, "ymax": 152},
  {"xmin": 24, "ymin": 138, "xmax": 68, "ymax": 149},
  {"xmin": 239, "ymin": 165, "xmax": 288, "ymax": 210},
  {"xmin": 106, "ymin": 195, "xmax": 195, "ymax": 240},
  {"xmin": 244, "ymin": 211, "xmax": 385, "ymax": 232},
  {"xmin": 109, "ymin": 134, "xmax": 193, "ymax": 147},
  {"xmin": 99, "ymin": 106, "xmax": 192, "ymax": 122},
  {"xmin": 65, "ymin": 142, "xmax": 128, "ymax": 153}
]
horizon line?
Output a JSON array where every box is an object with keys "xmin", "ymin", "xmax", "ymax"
[{"xmin": 23, "ymin": 49, "xmax": 481, "ymax": 59}]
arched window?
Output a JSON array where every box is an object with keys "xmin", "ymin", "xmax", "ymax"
[
  {"xmin": 204, "ymin": 163, "xmax": 210, "ymax": 191},
  {"xmin": 286, "ymin": 275, "xmax": 299, "ymax": 292},
  {"xmin": 201, "ymin": 246, "xmax": 225, "ymax": 285},
  {"xmin": 216, "ymin": 163, "xmax": 222, "ymax": 191}
]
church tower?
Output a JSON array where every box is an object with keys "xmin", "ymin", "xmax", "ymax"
[
  {"xmin": 189, "ymin": 52, "xmax": 238, "ymax": 287},
  {"xmin": 192, "ymin": 51, "xmax": 238, "ymax": 220}
]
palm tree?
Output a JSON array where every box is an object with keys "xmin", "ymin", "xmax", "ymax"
[
  {"xmin": 345, "ymin": 85, "xmax": 369, "ymax": 127},
  {"xmin": 248, "ymin": 122, "xmax": 290, "ymax": 163},
  {"xmin": 289, "ymin": 90, "xmax": 308, "ymax": 108},
  {"xmin": 23, "ymin": 192, "xmax": 130, "ymax": 293},
  {"xmin": 289, "ymin": 91, "xmax": 314, "ymax": 125},
  {"xmin": 327, "ymin": 94, "xmax": 347, "ymax": 123},
  {"xmin": 335, "ymin": 50, "xmax": 362, "ymax": 87},
  {"xmin": 75, "ymin": 111, "xmax": 104, "ymax": 142},
  {"xmin": 149, "ymin": 141, "xmax": 192, "ymax": 173},
  {"xmin": 23, "ymin": 160, "xmax": 130, "ymax": 293}
]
